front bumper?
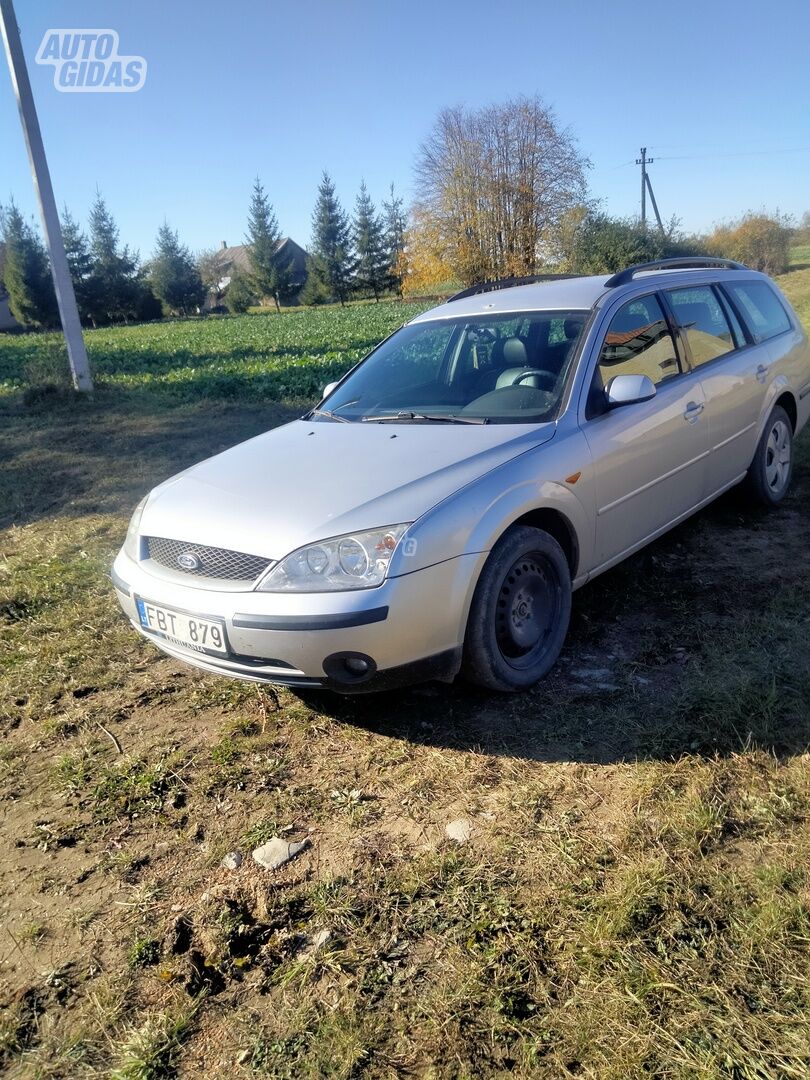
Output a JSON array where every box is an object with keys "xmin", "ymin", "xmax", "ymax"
[{"xmin": 111, "ymin": 550, "xmax": 479, "ymax": 692}]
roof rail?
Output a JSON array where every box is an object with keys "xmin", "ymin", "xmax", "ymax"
[
  {"xmin": 446, "ymin": 273, "xmax": 581, "ymax": 303},
  {"xmin": 604, "ymin": 257, "xmax": 748, "ymax": 288}
]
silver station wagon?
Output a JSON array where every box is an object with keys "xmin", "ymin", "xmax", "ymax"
[{"xmin": 112, "ymin": 258, "xmax": 810, "ymax": 693}]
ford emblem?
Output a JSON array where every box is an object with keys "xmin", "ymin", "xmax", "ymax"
[{"xmin": 177, "ymin": 551, "xmax": 201, "ymax": 571}]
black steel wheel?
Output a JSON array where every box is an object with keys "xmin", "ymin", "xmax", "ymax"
[{"xmin": 462, "ymin": 525, "xmax": 571, "ymax": 692}]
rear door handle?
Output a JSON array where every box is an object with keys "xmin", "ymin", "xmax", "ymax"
[
  {"xmin": 684, "ymin": 401, "xmax": 704, "ymax": 423},
  {"xmin": 756, "ymin": 364, "xmax": 768, "ymax": 383}
]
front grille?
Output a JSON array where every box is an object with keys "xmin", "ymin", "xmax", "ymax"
[{"xmin": 146, "ymin": 536, "xmax": 271, "ymax": 582}]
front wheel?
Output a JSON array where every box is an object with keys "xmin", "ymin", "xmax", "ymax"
[
  {"xmin": 461, "ymin": 525, "xmax": 571, "ymax": 692},
  {"xmin": 745, "ymin": 405, "xmax": 793, "ymax": 507}
]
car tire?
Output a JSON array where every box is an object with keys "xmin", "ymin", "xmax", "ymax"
[
  {"xmin": 745, "ymin": 405, "xmax": 794, "ymax": 507},
  {"xmin": 461, "ymin": 525, "xmax": 571, "ymax": 692}
]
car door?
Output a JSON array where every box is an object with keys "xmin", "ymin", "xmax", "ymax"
[
  {"xmin": 722, "ymin": 275, "xmax": 804, "ymax": 430},
  {"xmin": 664, "ymin": 282, "xmax": 765, "ymax": 494},
  {"xmin": 582, "ymin": 292, "xmax": 710, "ymax": 572}
]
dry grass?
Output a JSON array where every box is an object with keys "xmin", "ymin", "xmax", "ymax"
[
  {"xmin": 1, "ymin": 298, "xmax": 809, "ymax": 1077},
  {"xmin": 779, "ymin": 264, "xmax": 810, "ymax": 324}
]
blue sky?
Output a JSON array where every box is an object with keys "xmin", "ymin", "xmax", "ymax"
[{"xmin": 2, "ymin": 0, "xmax": 809, "ymax": 259}]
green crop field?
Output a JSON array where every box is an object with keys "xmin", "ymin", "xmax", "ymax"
[
  {"xmin": 0, "ymin": 301, "xmax": 431, "ymax": 404},
  {"xmin": 1, "ymin": 287, "xmax": 809, "ymax": 1078}
]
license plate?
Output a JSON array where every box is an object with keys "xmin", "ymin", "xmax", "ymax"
[{"xmin": 135, "ymin": 597, "xmax": 228, "ymax": 655}]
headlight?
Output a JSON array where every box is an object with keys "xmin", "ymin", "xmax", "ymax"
[
  {"xmin": 257, "ymin": 524, "xmax": 410, "ymax": 592},
  {"xmin": 123, "ymin": 496, "xmax": 148, "ymax": 561}
]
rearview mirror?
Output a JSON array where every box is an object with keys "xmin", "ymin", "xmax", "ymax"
[
  {"xmin": 322, "ymin": 381, "xmax": 339, "ymax": 399},
  {"xmin": 605, "ymin": 374, "xmax": 656, "ymax": 408}
]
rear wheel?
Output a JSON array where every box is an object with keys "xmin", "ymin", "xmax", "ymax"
[
  {"xmin": 745, "ymin": 405, "xmax": 793, "ymax": 507},
  {"xmin": 461, "ymin": 525, "xmax": 571, "ymax": 692}
]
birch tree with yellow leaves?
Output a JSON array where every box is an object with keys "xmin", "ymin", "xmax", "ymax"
[{"xmin": 413, "ymin": 96, "xmax": 589, "ymax": 287}]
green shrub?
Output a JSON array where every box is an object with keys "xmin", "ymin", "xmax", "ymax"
[{"xmin": 556, "ymin": 209, "xmax": 706, "ymax": 274}]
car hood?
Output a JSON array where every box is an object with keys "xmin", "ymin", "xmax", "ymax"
[{"xmin": 140, "ymin": 419, "xmax": 556, "ymax": 560}]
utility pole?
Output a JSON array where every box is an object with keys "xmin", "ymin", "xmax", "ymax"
[
  {"xmin": 637, "ymin": 147, "xmax": 649, "ymax": 228},
  {"xmin": 644, "ymin": 173, "xmax": 664, "ymax": 235},
  {"xmin": 0, "ymin": 0, "xmax": 93, "ymax": 392},
  {"xmin": 636, "ymin": 146, "xmax": 665, "ymax": 236}
]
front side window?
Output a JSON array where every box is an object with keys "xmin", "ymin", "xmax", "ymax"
[
  {"xmin": 320, "ymin": 310, "xmax": 587, "ymax": 424},
  {"xmin": 595, "ymin": 294, "xmax": 680, "ymax": 389},
  {"xmin": 724, "ymin": 280, "xmax": 792, "ymax": 343},
  {"xmin": 667, "ymin": 286, "xmax": 735, "ymax": 367},
  {"xmin": 587, "ymin": 295, "xmax": 680, "ymax": 418}
]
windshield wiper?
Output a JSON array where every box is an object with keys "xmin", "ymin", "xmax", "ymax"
[
  {"xmin": 360, "ymin": 411, "xmax": 488, "ymax": 425},
  {"xmin": 306, "ymin": 407, "xmax": 351, "ymax": 423}
]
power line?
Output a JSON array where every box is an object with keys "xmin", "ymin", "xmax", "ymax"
[
  {"xmin": 614, "ymin": 145, "xmax": 810, "ymax": 169},
  {"xmin": 650, "ymin": 136, "xmax": 810, "ymax": 150},
  {"xmin": 655, "ymin": 147, "xmax": 810, "ymax": 162}
]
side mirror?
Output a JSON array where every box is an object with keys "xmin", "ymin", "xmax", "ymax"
[
  {"xmin": 322, "ymin": 381, "xmax": 339, "ymax": 399},
  {"xmin": 605, "ymin": 374, "xmax": 656, "ymax": 408}
]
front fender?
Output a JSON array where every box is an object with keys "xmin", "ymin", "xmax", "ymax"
[
  {"xmin": 463, "ymin": 473, "xmax": 593, "ymax": 580},
  {"xmin": 390, "ymin": 430, "xmax": 595, "ymax": 587}
]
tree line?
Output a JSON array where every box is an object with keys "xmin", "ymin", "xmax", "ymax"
[
  {"xmin": 0, "ymin": 173, "xmax": 407, "ymax": 330},
  {"xmin": 1, "ymin": 92, "xmax": 804, "ymax": 330},
  {"xmin": 307, "ymin": 173, "xmax": 406, "ymax": 306},
  {"xmin": 0, "ymin": 192, "xmax": 206, "ymax": 329},
  {"xmin": 198, "ymin": 173, "xmax": 407, "ymax": 315}
]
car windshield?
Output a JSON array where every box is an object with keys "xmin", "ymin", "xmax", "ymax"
[{"xmin": 316, "ymin": 309, "xmax": 588, "ymax": 424}]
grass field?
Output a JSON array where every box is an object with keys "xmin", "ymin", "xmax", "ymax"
[
  {"xmin": 1, "ymin": 276, "xmax": 810, "ymax": 1078},
  {"xmin": 777, "ymin": 265, "xmax": 810, "ymax": 325},
  {"xmin": 0, "ymin": 302, "xmax": 430, "ymax": 404}
]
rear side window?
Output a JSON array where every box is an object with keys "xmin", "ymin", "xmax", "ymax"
[
  {"xmin": 724, "ymin": 281, "xmax": 792, "ymax": 343},
  {"xmin": 666, "ymin": 286, "xmax": 734, "ymax": 368}
]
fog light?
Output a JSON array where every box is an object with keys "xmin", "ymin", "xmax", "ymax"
[
  {"xmin": 322, "ymin": 652, "xmax": 377, "ymax": 684},
  {"xmin": 344, "ymin": 657, "xmax": 369, "ymax": 676}
]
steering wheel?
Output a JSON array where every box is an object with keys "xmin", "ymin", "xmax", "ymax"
[{"xmin": 510, "ymin": 369, "xmax": 557, "ymax": 391}]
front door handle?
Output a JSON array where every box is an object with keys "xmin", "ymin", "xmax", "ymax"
[
  {"xmin": 684, "ymin": 401, "xmax": 704, "ymax": 423},
  {"xmin": 756, "ymin": 364, "xmax": 768, "ymax": 384}
]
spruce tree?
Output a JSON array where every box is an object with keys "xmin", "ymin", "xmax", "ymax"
[
  {"xmin": 382, "ymin": 183, "xmax": 407, "ymax": 296},
  {"xmin": 353, "ymin": 181, "xmax": 388, "ymax": 301},
  {"xmin": 148, "ymin": 223, "xmax": 205, "ymax": 315},
  {"xmin": 245, "ymin": 178, "xmax": 294, "ymax": 312},
  {"xmin": 246, "ymin": 178, "xmax": 279, "ymax": 305},
  {"xmin": 299, "ymin": 257, "xmax": 331, "ymax": 306},
  {"xmin": 87, "ymin": 192, "xmax": 140, "ymax": 323},
  {"xmin": 0, "ymin": 202, "xmax": 57, "ymax": 328},
  {"xmin": 225, "ymin": 268, "xmax": 257, "ymax": 314},
  {"xmin": 309, "ymin": 172, "xmax": 354, "ymax": 306},
  {"xmin": 61, "ymin": 206, "xmax": 95, "ymax": 324}
]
